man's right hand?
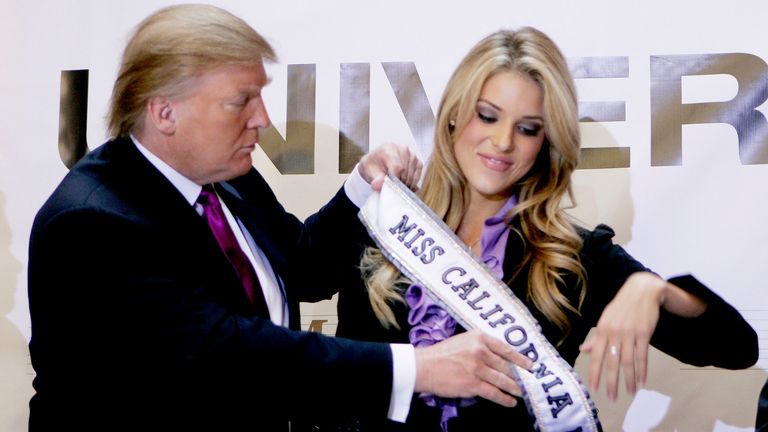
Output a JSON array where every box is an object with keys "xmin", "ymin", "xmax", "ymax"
[{"xmin": 413, "ymin": 329, "xmax": 532, "ymax": 407}]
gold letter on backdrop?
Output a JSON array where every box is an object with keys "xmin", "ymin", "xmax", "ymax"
[
  {"xmin": 339, "ymin": 63, "xmax": 371, "ymax": 173},
  {"xmin": 651, "ymin": 53, "xmax": 768, "ymax": 166},
  {"xmin": 570, "ymin": 56, "xmax": 631, "ymax": 169},
  {"xmin": 259, "ymin": 64, "xmax": 317, "ymax": 174},
  {"xmin": 58, "ymin": 70, "xmax": 89, "ymax": 169}
]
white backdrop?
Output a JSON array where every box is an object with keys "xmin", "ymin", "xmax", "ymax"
[{"xmin": 1, "ymin": 1, "xmax": 766, "ymax": 430}]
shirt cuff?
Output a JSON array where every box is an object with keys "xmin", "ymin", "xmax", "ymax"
[
  {"xmin": 387, "ymin": 343, "xmax": 415, "ymax": 422},
  {"xmin": 343, "ymin": 163, "xmax": 375, "ymax": 208}
]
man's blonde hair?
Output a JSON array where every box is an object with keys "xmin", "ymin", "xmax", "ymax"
[{"xmin": 107, "ymin": 4, "xmax": 276, "ymax": 138}]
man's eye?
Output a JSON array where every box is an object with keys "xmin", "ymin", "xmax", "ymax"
[{"xmin": 228, "ymin": 96, "xmax": 251, "ymax": 108}]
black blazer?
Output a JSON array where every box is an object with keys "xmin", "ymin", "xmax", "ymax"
[
  {"xmin": 27, "ymin": 137, "xmax": 392, "ymax": 431},
  {"xmin": 329, "ymin": 218, "xmax": 759, "ymax": 431}
]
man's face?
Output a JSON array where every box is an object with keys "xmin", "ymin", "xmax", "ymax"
[{"xmin": 168, "ymin": 62, "xmax": 271, "ymax": 185}]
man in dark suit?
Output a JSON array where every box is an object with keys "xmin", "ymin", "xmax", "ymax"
[
  {"xmin": 758, "ymin": 378, "xmax": 768, "ymax": 431},
  {"xmin": 27, "ymin": 4, "xmax": 527, "ymax": 431}
]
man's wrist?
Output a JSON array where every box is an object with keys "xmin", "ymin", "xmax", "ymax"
[
  {"xmin": 388, "ymin": 343, "xmax": 415, "ymax": 422},
  {"xmin": 343, "ymin": 163, "xmax": 375, "ymax": 208}
]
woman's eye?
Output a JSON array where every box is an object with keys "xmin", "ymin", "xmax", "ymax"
[
  {"xmin": 518, "ymin": 124, "xmax": 542, "ymax": 136},
  {"xmin": 477, "ymin": 111, "xmax": 497, "ymax": 123}
]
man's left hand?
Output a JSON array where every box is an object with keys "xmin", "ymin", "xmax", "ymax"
[{"xmin": 357, "ymin": 142, "xmax": 422, "ymax": 191}]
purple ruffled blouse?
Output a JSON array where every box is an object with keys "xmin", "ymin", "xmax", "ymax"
[{"xmin": 404, "ymin": 196, "xmax": 517, "ymax": 431}]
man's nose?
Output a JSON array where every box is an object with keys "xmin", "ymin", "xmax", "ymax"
[{"xmin": 247, "ymin": 98, "xmax": 271, "ymax": 129}]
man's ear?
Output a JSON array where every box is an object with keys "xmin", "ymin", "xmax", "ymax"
[{"xmin": 146, "ymin": 97, "xmax": 176, "ymax": 135}]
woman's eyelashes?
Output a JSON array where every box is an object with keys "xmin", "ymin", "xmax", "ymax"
[
  {"xmin": 517, "ymin": 123, "xmax": 542, "ymax": 136},
  {"xmin": 476, "ymin": 109, "xmax": 542, "ymax": 137},
  {"xmin": 477, "ymin": 109, "xmax": 497, "ymax": 123},
  {"xmin": 475, "ymin": 102, "xmax": 543, "ymax": 138}
]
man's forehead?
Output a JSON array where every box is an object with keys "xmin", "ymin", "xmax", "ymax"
[{"xmin": 198, "ymin": 62, "xmax": 270, "ymax": 89}]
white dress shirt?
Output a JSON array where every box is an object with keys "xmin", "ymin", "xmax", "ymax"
[{"xmin": 132, "ymin": 136, "xmax": 415, "ymax": 421}]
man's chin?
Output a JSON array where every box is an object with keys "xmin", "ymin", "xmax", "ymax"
[
  {"xmin": 234, "ymin": 158, "xmax": 254, "ymax": 177},
  {"xmin": 209, "ymin": 161, "xmax": 253, "ymax": 183}
]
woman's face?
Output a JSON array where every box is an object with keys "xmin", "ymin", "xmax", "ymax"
[{"xmin": 453, "ymin": 70, "xmax": 545, "ymax": 204}]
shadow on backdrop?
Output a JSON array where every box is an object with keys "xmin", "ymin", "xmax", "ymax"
[{"xmin": 0, "ymin": 191, "xmax": 34, "ymax": 431}]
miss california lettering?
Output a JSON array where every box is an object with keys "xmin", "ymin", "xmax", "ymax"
[{"xmin": 387, "ymin": 212, "xmax": 575, "ymax": 419}]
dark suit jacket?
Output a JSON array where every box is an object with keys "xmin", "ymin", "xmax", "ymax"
[{"xmin": 27, "ymin": 136, "xmax": 392, "ymax": 431}]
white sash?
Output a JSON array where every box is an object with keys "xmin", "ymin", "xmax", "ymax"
[{"xmin": 359, "ymin": 175, "xmax": 601, "ymax": 432}]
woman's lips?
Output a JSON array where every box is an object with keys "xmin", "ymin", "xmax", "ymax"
[{"xmin": 479, "ymin": 153, "xmax": 512, "ymax": 171}]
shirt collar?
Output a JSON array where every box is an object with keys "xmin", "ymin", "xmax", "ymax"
[
  {"xmin": 479, "ymin": 195, "xmax": 518, "ymax": 278},
  {"xmin": 485, "ymin": 196, "xmax": 518, "ymax": 227},
  {"xmin": 130, "ymin": 134, "xmax": 202, "ymax": 206}
]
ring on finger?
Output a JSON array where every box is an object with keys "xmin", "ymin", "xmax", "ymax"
[{"xmin": 609, "ymin": 345, "xmax": 619, "ymax": 356}]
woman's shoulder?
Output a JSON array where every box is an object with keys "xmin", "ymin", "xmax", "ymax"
[
  {"xmin": 572, "ymin": 222, "xmax": 649, "ymax": 279},
  {"xmin": 575, "ymin": 222, "xmax": 616, "ymax": 241},
  {"xmin": 574, "ymin": 223, "xmax": 619, "ymax": 252}
]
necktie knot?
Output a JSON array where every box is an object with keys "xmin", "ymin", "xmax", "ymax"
[
  {"xmin": 197, "ymin": 185, "xmax": 230, "ymax": 241},
  {"xmin": 197, "ymin": 184, "xmax": 219, "ymax": 209}
]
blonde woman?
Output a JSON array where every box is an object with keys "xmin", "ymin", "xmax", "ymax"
[{"xmin": 322, "ymin": 27, "xmax": 757, "ymax": 431}]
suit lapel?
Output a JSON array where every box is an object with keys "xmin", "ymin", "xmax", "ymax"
[
  {"xmin": 216, "ymin": 175, "xmax": 292, "ymax": 278},
  {"xmin": 217, "ymin": 175, "xmax": 302, "ymax": 327},
  {"xmin": 106, "ymin": 138, "xmax": 258, "ymax": 313},
  {"xmin": 501, "ymin": 221, "xmax": 530, "ymax": 300},
  {"xmin": 216, "ymin": 183, "xmax": 283, "ymax": 266}
]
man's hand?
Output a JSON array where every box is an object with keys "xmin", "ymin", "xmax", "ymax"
[
  {"xmin": 414, "ymin": 330, "xmax": 532, "ymax": 407},
  {"xmin": 357, "ymin": 142, "xmax": 422, "ymax": 191}
]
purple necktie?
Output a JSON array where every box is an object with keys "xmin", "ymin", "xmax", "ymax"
[{"xmin": 197, "ymin": 184, "xmax": 270, "ymax": 317}]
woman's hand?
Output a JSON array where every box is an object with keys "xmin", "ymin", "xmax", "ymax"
[
  {"xmin": 581, "ymin": 271, "xmax": 707, "ymax": 401},
  {"xmin": 357, "ymin": 142, "xmax": 422, "ymax": 191},
  {"xmin": 579, "ymin": 272, "xmax": 668, "ymax": 401}
]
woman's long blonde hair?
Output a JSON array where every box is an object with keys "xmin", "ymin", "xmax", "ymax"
[{"xmin": 362, "ymin": 27, "xmax": 586, "ymax": 339}]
